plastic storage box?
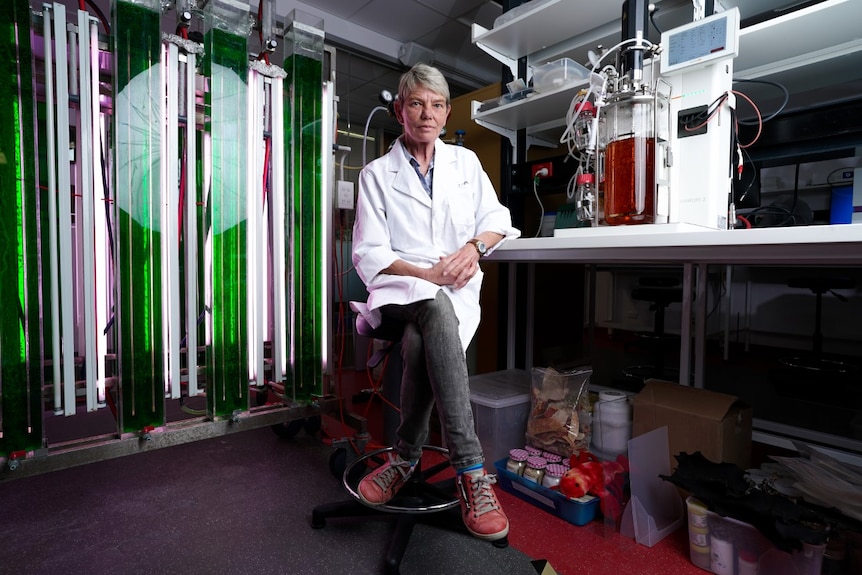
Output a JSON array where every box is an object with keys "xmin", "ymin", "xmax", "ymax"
[
  {"xmin": 468, "ymin": 369, "xmax": 531, "ymax": 464},
  {"xmin": 532, "ymin": 58, "xmax": 589, "ymax": 92},
  {"xmin": 685, "ymin": 497, "xmax": 825, "ymax": 575},
  {"xmin": 494, "ymin": 458, "xmax": 599, "ymax": 526}
]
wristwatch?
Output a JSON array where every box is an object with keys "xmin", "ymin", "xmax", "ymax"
[{"xmin": 467, "ymin": 238, "xmax": 488, "ymax": 257}]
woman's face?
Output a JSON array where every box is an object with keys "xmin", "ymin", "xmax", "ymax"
[{"xmin": 395, "ymin": 85, "xmax": 451, "ymax": 147}]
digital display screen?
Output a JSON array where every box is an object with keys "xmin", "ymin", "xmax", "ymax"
[{"xmin": 667, "ymin": 17, "xmax": 728, "ymax": 68}]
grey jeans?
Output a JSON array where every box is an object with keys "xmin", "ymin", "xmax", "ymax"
[{"xmin": 380, "ymin": 290, "xmax": 484, "ymax": 472}]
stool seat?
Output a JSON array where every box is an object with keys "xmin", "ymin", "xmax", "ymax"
[
  {"xmin": 354, "ymin": 308, "xmax": 405, "ymax": 369},
  {"xmin": 356, "ymin": 313, "xmax": 405, "ymax": 342}
]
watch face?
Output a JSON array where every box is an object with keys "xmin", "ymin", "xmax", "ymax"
[{"xmin": 476, "ymin": 240, "xmax": 487, "ymax": 255}]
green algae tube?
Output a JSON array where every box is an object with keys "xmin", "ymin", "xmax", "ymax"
[
  {"xmin": 201, "ymin": 1, "xmax": 250, "ymax": 418},
  {"xmin": 112, "ymin": 0, "xmax": 165, "ymax": 432},
  {"xmin": 283, "ymin": 11, "xmax": 325, "ymax": 402},
  {"xmin": 0, "ymin": 0, "xmax": 43, "ymax": 455}
]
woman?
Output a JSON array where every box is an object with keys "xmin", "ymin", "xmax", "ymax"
[{"xmin": 352, "ymin": 63, "xmax": 520, "ymax": 541}]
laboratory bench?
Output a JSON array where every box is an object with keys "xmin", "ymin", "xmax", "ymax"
[{"xmin": 487, "ymin": 222, "xmax": 862, "ymax": 457}]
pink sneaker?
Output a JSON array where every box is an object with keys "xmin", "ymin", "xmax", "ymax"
[
  {"xmin": 457, "ymin": 470, "xmax": 509, "ymax": 541},
  {"xmin": 358, "ymin": 453, "xmax": 414, "ymax": 506}
]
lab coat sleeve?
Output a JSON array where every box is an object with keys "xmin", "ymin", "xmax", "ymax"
[
  {"xmin": 465, "ymin": 149, "xmax": 521, "ymax": 252},
  {"xmin": 352, "ymin": 161, "xmax": 399, "ymax": 287}
]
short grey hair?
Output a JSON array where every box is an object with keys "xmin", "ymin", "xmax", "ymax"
[{"xmin": 398, "ymin": 63, "xmax": 451, "ymax": 106}]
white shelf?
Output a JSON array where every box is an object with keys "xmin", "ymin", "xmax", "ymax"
[
  {"xmin": 472, "ymin": 0, "xmax": 620, "ymax": 63},
  {"xmin": 470, "ymin": 78, "xmax": 587, "ymax": 144},
  {"xmin": 735, "ymin": 0, "xmax": 862, "ymax": 80}
]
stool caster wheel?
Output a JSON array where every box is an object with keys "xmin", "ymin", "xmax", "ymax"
[
  {"xmin": 329, "ymin": 447, "xmax": 367, "ymax": 483},
  {"xmin": 492, "ymin": 536, "xmax": 509, "ymax": 548},
  {"xmin": 303, "ymin": 415, "xmax": 322, "ymax": 436},
  {"xmin": 311, "ymin": 510, "xmax": 326, "ymax": 529},
  {"xmin": 271, "ymin": 419, "xmax": 304, "ymax": 439}
]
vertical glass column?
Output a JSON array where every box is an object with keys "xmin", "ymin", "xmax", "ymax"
[
  {"xmin": 283, "ymin": 11, "xmax": 325, "ymax": 402},
  {"xmin": 201, "ymin": 1, "xmax": 250, "ymax": 418},
  {"xmin": 0, "ymin": 0, "xmax": 43, "ymax": 456},
  {"xmin": 112, "ymin": 0, "xmax": 164, "ymax": 432}
]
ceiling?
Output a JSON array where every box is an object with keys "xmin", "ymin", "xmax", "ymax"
[
  {"xmin": 47, "ymin": 0, "xmax": 862, "ymax": 136},
  {"xmin": 272, "ymin": 0, "xmax": 507, "ymax": 134},
  {"xmin": 269, "ymin": 0, "xmax": 862, "ymax": 135}
]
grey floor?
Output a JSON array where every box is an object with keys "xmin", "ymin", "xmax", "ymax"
[{"xmin": 0, "ymin": 425, "xmax": 537, "ymax": 575}]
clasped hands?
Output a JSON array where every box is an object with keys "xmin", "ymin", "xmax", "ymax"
[{"xmin": 425, "ymin": 244, "xmax": 480, "ymax": 290}]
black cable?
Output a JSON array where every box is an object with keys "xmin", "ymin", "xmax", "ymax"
[
  {"xmin": 84, "ymin": 0, "xmax": 110, "ymax": 35},
  {"xmin": 733, "ymin": 79, "xmax": 789, "ymax": 124},
  {"xmin": 825, "ymin": 166, "xmax": 855, "ymax": 186},
  {"xmin": 649, "ymin": 5, "xmax": 663, "ymax": 36},
  {"xmin": 100, "ymin": 133, "xmax": 115, "ymax": 260},
  {"xmin": 736, "ymin": 144, "xmax": 756, "ymax": 204},
  {"xmin": 682, "ymin": 92, "xmax": 729, "ymax": 132}
]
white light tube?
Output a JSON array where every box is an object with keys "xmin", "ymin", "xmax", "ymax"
[
  {"xmin": 44, "ymin": 6, "xmax": 63, "ymax": 415},
  {"xmin": 246, "ymin": 69, "xmax": 262, "ymax": 385},
  {"xmin": 271, "ymin": 77, "xmax": 286, "ymax": 383},
  {"xmin": 78, "ymin": 9, "xmax": 97, "ymax": 412},
  {"xmin": 203, "ymin": 132, "xmax": 213, "ymax": 352},
  {"xmin": 54, "ymin": 3, "xmax": 77, "ymax": 417},
  {"xmin": 164, "ymin": 42, "xmax": 181, "ymax": 399},
  {"xmin": 91, "ymin": 21, "xmax": 107, "ymax": 408},
  {"xmin": 185, "ymin": 51, "xmax": 200, "ymax": 396},
  {"xmin": 320, "ymin": 81, "xmax": 333, "ymax": 374}
]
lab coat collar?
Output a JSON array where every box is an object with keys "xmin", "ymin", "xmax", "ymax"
[{"xmin": 389, "ymin": 138, "xmax": 456, "ymax": 206}]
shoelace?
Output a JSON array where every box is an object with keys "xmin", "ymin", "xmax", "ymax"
[
  {"xmin": 373, "ymin": 455, "xmax": 412, "ymax": 491},
  {"xmin": 460, "ymin": 473, "xmax": 500, "ymax": 517}
]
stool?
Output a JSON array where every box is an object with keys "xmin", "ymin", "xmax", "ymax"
[
  {"xmin": 311, "ymin": 308, "xmax": 508, "ymax": 575},
  {"xmin": 779, "ymin": 276, "xmax": 856, "ymax": 374},
  {"xmin": 312, "ymin": 446, "xmax": 470, "ymax": 575},
  {"xmin": 622, "ymin": 277, "xmax": 683, "ymax": 384},
  {"xmin": 356, "ymin": 312, "xmax": 405, "ymax": 446}
]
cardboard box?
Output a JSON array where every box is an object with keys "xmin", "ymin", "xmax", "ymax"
[{"xmin": 632, "ymin": 379, "xmax": 752, "ymax": 470}]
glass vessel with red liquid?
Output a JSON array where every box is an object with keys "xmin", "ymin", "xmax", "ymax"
[{"xmin": 599, "ymin": 92, "xmax": 658, "ymax": 225}]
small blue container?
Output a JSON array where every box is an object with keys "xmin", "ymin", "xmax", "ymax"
[
  {"xmin": 830, "ymin": 185, "xmax": 853, "ymax": 224},
  {"xmin": 494, "ymin": 458, "xmax": 599, "ymax": 526}
]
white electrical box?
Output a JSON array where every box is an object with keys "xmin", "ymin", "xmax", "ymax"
[{"xmin": 336, "ymin": 180, "xmax": 354, "ymax": 210}]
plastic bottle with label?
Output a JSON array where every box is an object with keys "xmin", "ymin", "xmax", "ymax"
[{"xmin": 575, "ymin": 173, "xmax": 597, "ymax": 225}]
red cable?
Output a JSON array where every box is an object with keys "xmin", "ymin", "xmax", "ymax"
[
  {"xmin": 262, "ymin": 137, "xmax": 271, "ymax": 204},
  {"xmin": 731, "ymin": 89, "xmax": 763, "ymax": 149}
]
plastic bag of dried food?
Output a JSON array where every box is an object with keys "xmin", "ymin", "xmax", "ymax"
[{"xmin": 526, "ymin": 366, "xmax": 592, "ymax": 458}]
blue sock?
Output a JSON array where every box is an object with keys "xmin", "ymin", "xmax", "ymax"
[{"xmin": 458, "ymin": 463, "xmax": 483, "ymax": 476}]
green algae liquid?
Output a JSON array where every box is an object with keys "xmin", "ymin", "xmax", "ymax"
[
  {"xmin": 201, "ymin": 24, "xmax": 249, "ymax": 418},
  {"xmin": 112, "ymin": 0, "xmax": 165, "ymax": 432},
  {"xmin": 284, "ymin": 32, "xmax": 324, "ymax": 402},
  {"xmin": 0, "ymin": 0, "xmax": 43, "ymax": 455}
]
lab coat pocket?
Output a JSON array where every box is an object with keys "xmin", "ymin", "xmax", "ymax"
[{"xmin": 447, "ymin": 187, "xmax": 477, "ymax": 235}]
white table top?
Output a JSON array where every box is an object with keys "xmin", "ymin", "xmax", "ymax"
[{"xmin": 489, "ymin": 223, "xmax": 862, "ymax": 266}]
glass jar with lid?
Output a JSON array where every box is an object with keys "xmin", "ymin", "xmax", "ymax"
[
  {"xmin": 506, "ymin": 448, "xmax": 529, "ymax": 476},
  {"xmin": 542, "ymin": 463, "xmax": 567, "ymax": 489},
  {"xmin": 523, "ymin": 456, "xmax": 548, "ymax": 484}
]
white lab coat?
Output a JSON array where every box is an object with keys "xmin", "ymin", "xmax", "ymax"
[{"xmin": 352, "ymin": 137, "xmax": 521, "ymax": 352}]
